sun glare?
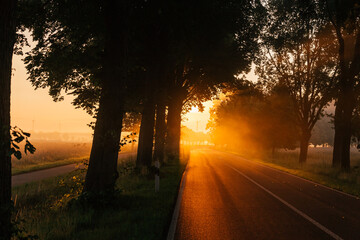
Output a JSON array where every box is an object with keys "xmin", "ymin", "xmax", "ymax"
[{"xmin": 190, "ymin": 106, "xmax": 199, "ymax": 113}]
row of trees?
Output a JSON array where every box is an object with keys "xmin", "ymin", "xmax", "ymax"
[
  {"xmin": 0, "ymin": 0, "xmax": 263, "ymax": 238},
  {"xmin": 209, "ymin": 0, "xmax": 360, "ymax": 169}
]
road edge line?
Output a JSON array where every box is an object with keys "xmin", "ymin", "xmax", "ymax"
[
  {"xmin": 223, "ymin": 151, "xmax": 359, "ymax": 200},
  {"xmin": 226, "ymin": 164, "xmax": 344, "ymax": 240},
  {"xmin": 167, "ymin": 164, "xmax": 188, "ymax": 240}
]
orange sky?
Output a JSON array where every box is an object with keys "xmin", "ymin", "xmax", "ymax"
[{"xmin": 11, "ymin": 40, "xmax": 94, "ymax": 133}]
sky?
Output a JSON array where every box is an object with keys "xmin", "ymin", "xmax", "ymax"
[{"xmin": 11, "ymin": 42, "xmax": 94, "ymax": 133}]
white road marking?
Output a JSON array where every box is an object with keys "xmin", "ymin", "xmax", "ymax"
[
  {"xmin": 223, "ymin": 151, "xmax": 359, "ymax": 200},
  {"xmin": 167, "ymin": 165, "xmax": 189, "ymax": 240},
  {"xmin": 226, "ymin": 164, "xmax": 344, "ymax": 240}
]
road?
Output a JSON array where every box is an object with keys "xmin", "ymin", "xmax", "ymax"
[
  {"xmin": 12, "ymin": 152, "xmax": 136, "ymax": 187},
  {"xmin": 173, "ymin": 149, "xmax": 360, "ymax": 240}
]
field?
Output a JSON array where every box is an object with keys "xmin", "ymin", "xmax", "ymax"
[
  {"xmin": 12, "ymin": 139, "xmax": 137, "ymax": 175},
  {"xmin": 11, "ymin": 141, "xmax": 92, "ymax": 175},
  {"xmin": 250, "ymin": 147, "xmax": 360, "ymax": 196}
]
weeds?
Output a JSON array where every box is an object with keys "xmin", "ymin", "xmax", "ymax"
[{"xmin": 11, "ymin": 155, "xmax": 186, "ymax": 240}]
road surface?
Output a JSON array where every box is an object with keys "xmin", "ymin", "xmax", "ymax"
[
  {"xmin": 173, "ymin": 149, "xmax": 360, "ymax": 240},
  {"xmin": 12, "ymin": 152, "xmax": 136, "ymax": 187}
]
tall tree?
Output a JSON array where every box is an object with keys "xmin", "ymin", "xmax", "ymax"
[
  {"xmin": 0, "ymin": 0, "xmax": 18, "ymax": 238},
  {"xmin": 84, "ymin": 0, "xmax": 127, "ymax": 192},
  {"xmin": 21, "ymin": 0, "xmax": 136, "ymax": 192},
  {"xmin": 325, "ymin": 0, "xmax": 360, "ymax": 169},
  {"xmin": 257, "ymin": 0, "xmax": 337, "ymax": 163},
  {"xmin": 164, "ymin": 0, "xmax": 265, "ymax": 159}
]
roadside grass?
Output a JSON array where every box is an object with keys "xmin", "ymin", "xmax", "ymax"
[
  {"xmin": 12, "ymin": 156, "xmax": 88, "ymax": 175},
  {"xmin": 11, "ymin": 139, "xmax": 137, "ymax": 175},
  {"xmin": 12, "ymin": 140, "xmax": 92, "ymax": 175},
  {"xmin": 12, "ymin": 155, "xmax": 187, "ymax": 240},
  {"xmin": 242, "ymin": 147, "xmax": 360, "ymax": 197}
]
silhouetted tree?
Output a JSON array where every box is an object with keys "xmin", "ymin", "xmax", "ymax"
[
  {"xmin": 0, "ymin": 0, "xmax": 18, "ymax": 238},
  {"xmin": 164, "ymin": 0, "xmax": 265, "ymax": 159},
  {"xmin": 325, "ymin": 0, "xmax": 360, "ymax": 169},
  {"xmin": 21, "ymin": 0, "xmax": 136, "ymax": 192},
  {"xmin": 257, "ymin": 0, "xmax": 337, "ymax": 163}
]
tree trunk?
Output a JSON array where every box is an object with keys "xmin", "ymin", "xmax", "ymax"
[
  {"xmin": 0, "ymin": 0, "xmax": 17, "ymax": 238},
  {"xmin": 299, "ymin": 130, "xmax": 311, "ymax": 163},
  {"xmin": 83, "ymin": 0, "xmax": 124, "ymax": 193},
  {"xmin": 83, "ymin": 89, "xmax": 123, "ymax": 192},
  {"xmin": 340, "ymin": 94, "xmax": 353, "ymax": 170},
  {"xmin": 332, "ymin": 100, "xmax": 344, "ymax": 168},
  {"xmin": 166, "ymin": 97, "xmax": 183, "ymax": 160},
  {"xmin": 332, "ymin": 88, "xmax": 354, "ymax": 170},
  {"xmin": 154, "ymin": 100, "xmax": 166, "ymax": 164},
  {"xmin": 136, "ymin": 96, "xmax": 156, "ymax": 169}
]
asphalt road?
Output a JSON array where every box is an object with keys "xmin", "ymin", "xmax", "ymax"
[
  {"xmin": 12, "ymin": 152, "xmax": 136, "ymax": 187},
  {"xmin": 173, "ymin": 149, "xmax": 360, "ymax": 240}
]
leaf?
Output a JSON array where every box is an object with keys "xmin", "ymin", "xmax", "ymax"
[
  {"xmin": 12, "ymin": 131, "xmax": 20, "ymax": 137},
  {"xmin": 14, "ymin": 136, "xmax": 25, "ymax": 143},
  {"xmin": 12, "ymin": 143, "xmax": 20, "ymax": 149},
  {"xmin": 25, "ymin": 140, "xmax": 36, "ymax": 154},
  {"xmin": 14, "ymin": 151, "xmax": 22, "ymax": 160},
  {"xmin": 22, "ymin": 131, "xmax": 31, "ymax": 137}
]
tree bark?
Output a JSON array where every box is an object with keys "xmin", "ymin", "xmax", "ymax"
[
  {"xmin": 83, "ymin": 0, "xmax": 124, "ymax": 193},
  {"xmin": 332, "ymin": 99, "xmax": 344, "ymax": 167},
  {"xmin": 154, "ymin": 100, "xmax": 166, "ymax": 164},
  {"xmin": 166, "ymin": 97, "xmax": 183, "ymax": 160},
  {"xmin": 299, "ymin": 130, "xmax": 311, "ymax": 163},
  {"xmin": 83, "ymin": 90, "xmax": 123, "ymax": 192},
  {"xmin": 333, "ymin": 89, "xmax": 354, "ymax": 170},
  {"xmin": 0, "ymin": 0, "xmax": 17, "ymax": 238},
  {"xmin": 330, "ymin": 18, "xmax": 359, "ymax": 170},
  {"xmin": 136, "ymin": 95, "xmax": 156, "ymax": 169}
]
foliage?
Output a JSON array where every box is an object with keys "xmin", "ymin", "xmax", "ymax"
[
  {"xmin": 166, "ymin": 0, "xmax": 266, "ymax": 110},
  {"xmin": 119, "ymin": 132, "xmax": 137, "ymax": 150},
  {"xmin": 10, "ymin": 127, "xmax": 36, "ymax": 160},
  {"xmin": 257, "ymin": 0, "xmax": 337, "ymax": 134}
]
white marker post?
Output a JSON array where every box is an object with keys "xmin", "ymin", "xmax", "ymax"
[{"xmin": 155, "ymin": 160, "xmax": 160, "ymax": 192}]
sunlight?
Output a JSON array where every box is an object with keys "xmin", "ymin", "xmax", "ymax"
[{"xmin": 189, "ymin": 106, "xmax": 199, "ymax": 113}]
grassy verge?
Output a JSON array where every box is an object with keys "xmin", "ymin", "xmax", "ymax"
[
  {"xmin": 12, "ymin": 157, "xmax": 187, "ymax": 240},
  {"xmin": 231, "ymin": 148, "xmax": 360, "ymax": 197},
  {"xmin": 12, "ymin": 156, "xmax": 88, "ymax": 175}
]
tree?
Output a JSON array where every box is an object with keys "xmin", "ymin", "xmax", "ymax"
[
  {"xmin": 207, "ymin": 84, "xmax": 298, "ymax": 154},
  {"xmin": 0, "ymin": 0, "xmax": 18, "ymax": 238},
  {"xmin": 257, "ymin": 0, "xmax": 337, "ymax": 163},
  {"xmin": 21, "ymin": 0, "xmax": 136, "ymax": 192},
  {"xmin": 164, "ymin": 0, "xmax": 265, "ymax": 159},
  {"xmin": 325, "ymin": 0, "xmax": 360, "ymax": 169},
  {"xmin": 83, "ymin": 0, "xmax": 125, "ymax": 191}
]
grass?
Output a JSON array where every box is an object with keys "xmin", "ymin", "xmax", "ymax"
[
  {"xmin": 11, "ymin": 155, "xmax": 187, "ymax": 240},
  {"xmin": 12, "ymin": 140, "xmax": 138, "ymax": 175},
  {"xmin": 12, "ymin": 140, "xmax": 92, "ymax": 175},
  {"xmin": 235, "ymin": 147, "xmax": 360, "ymax": 197},
  {"xmin": 12, "ymin": 156, "xmax": 88, "ymax": 175}
]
